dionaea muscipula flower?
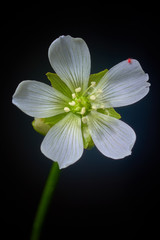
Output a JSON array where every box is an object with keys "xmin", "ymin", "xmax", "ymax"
[{"xmin": 12, "ymin": 35, "xmax": 150, "ymax": 169}]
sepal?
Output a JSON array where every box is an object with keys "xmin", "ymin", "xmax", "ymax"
[
  {"xmin": 46, "ymin": 72, "xmax": 72, "ymax": 98},
  {"xmin": 32, "ymin": 118, "xmax": 51, "ymax": 136},
  {"xmin": 82, "ymin": 124, "xmax": 94, "ymax": 150},
  {"xmin": 32, "ymin": 113, "xmax": 67, "ymax": 136},
  {"xmin": 88, "ymin": 69, "xmax": 108, "ymax": 86},
  {"xmin": 98, "ymin": 108, "xmax": 121, "ymax": 119}
]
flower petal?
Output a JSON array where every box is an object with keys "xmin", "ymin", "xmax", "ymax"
[
  {"xmin": 41, "ymin": 112, "xmax": 84, "ymax": 169},
  {"xmin": 96, "ymin": 59, "xmax": 150, "ymax": 107},
  {"xmin": 87, "ymin": 111, "xmax": 136, "ymax": 159},
  {"xmin": 48, "ymin": 35, "xmax": 91, "ymax": 93},
  {"xmin": 12, "ymin": 80, "xmax": 70, "ymax": 118}
]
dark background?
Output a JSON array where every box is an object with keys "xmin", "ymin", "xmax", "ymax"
[{"xmin": 3, "ymin": 4, "xmax": 159, "ymax": 238}]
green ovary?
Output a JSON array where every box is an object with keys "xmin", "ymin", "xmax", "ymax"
[{"xmin": 69, "ymin": 96, "xmax": 91, "ymax": 115}]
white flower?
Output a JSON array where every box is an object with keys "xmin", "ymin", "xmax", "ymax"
[{"xmin": 12, "ymin": 35, "xmax": 150, "ymax": 169}]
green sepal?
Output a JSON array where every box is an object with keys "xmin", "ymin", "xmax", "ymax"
[
  {"xmin": 46, "ymin": 72, "xmax": 72, "ymax": 98},
  {"xmin": 32, "ymin": 118, "xmax": 51, "ymax": 136},
  {"xmin": 98, "ymin": 108, "xmax": 121, "ymax": 119},
  {"xmin": 32, "ymin": 113, "xmax": 67, "ymax": 136},
  {"xmin": 82, "ymin": 124, "xmax": 94, "ymax": 150},
  {"xmin": 43, "ymin": 113, "xmax": 67, "ymax": 126},
  {"xmin": 88, "ymin": 68, "xmax": 108, "ymax": 86},
  {"xmin": 106, "ymin": 108, "xmax": 121, "ymax": 119}
]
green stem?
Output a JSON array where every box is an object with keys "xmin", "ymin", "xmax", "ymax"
[{"xmin": 31, "ymin": 162, "xmax": 60, "ymax": 240}]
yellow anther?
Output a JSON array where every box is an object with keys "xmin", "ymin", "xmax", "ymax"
[
  {"xmin": 90, "ymin": 95, "xmax": 96, "ymax": 100},
  {"xmin": 75, "ymin": 87, "xmax": 81, "ymax": 93},
  {"xmin": 97, "ymin": 89, "xmax": 103, "ymax": 94},
  {"xmin": 69, "ymin": 101, "xmax": 76, "ymax": 106},
  {"xmin": 82, "ymin": 116, "xmax": 88, "ymax": 124},
  {"xmin": 72, "ymin": 93, "xmax": 76, "ymax": 99},
  {"xmin": 91, "ymin": 81, "xmax": 96, "ymax": 87},
  {"xmin": 92, "ymin": 105, "xmax": 97, "ymax": 110},
  {"xmin": 64, "ymin": 107, "xmax": 70, "ymax": 112},
  {"xmin": 100, "ymin": 104, "xmax": 105, "ymax": 109},
  {"xmin": 81, "ymin": 107, "xmax": 86, "ymax": 115}
]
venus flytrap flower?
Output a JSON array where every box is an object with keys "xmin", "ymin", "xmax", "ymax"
[{"xmin": 12, "ymin": 35, "xmax": 150, "ymax": 169}]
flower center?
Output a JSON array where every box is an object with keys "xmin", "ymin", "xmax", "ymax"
[
  {"xmin": 69, "ymin": 95, "xmax": 91, "ymax": 115},
  {"xmin": 64, "ymin": 82, "xmax": 104, "ymax": 123}
]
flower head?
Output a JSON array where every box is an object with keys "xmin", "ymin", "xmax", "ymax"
[{"xmin": 12, "ymin": 35, "xmax": 150, "ymax": 169}]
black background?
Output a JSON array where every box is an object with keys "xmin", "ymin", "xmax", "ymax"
[{"xmin": 3, "ymin": 4, "xmax": 159, "ymax": 238}]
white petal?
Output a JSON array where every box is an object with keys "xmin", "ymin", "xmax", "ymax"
[
  {"xmin": 96, "ymin": 59, "xmax": 150, "ymax": 107},
  {"xmin": 41, "ymin": 112, "xmax": 84, "ymax": 169},
  {"xmin": 87, "ymin": 111, "xmax": 136, "ymax": 159},
  {"xmin": 12, "ymin": 80, "xmax": 70, "ymax": 118},
  {"xmin": 48, "ymin": 35, "xmax": 91, "ymax": 93}
]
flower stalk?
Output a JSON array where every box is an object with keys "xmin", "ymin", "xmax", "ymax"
[{"xmin": 31, "ymin": 162, "xmax": 60, "ymax": 240}]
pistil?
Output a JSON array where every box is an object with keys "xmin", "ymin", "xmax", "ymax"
[{"xmin": 63, "ymin": 83, "xmax": 104, "ymax": 117}]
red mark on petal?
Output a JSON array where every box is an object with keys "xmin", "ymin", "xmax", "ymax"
[{"xmin": 128, "ymin": 58, "xmax": 132, "ymax": 64}]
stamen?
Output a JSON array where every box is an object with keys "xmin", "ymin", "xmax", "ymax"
[
  {"xmin": 72, "ymin": 93, "xmax": 76, "ymax": 99},
  {"xmin": 90, "ymin": 95, "xmax": 96, "ymax": 100},
  {"xmin": 92, "ymin": 105, "xmax": 97, "ymax": 110},
  {"xmin": 81, "ymin": 107, "xmax": 86, "ymax": 115},
  {"xmin": 97, "ymin": 89, "xmax": 103, "ymax": 94},
  {"xmin": 91, "ymin": 89, "xmax": 103, "ymax": 98},
  {"xmin": 75, "ymin": 87, "xmax": 81, "ymax": 93},
  {"xmin": 100, "ymin": 104, "xmax": 105, "ymax": 109},
  {"xmin": 82, "ymin": 82, "xmax": 96, "ymax": 96},
  {"xmin": 69, "ymin": 101, "xmax": 76, "ymax": 106},
  {"xmin": 91, "ymin": 81, "xmax": 96, "ymax": 87},
  {"xmin": 82, "ymin": 116, "xmax": 88, "ymax": 124},
  {"xmin": 64, "ymin": 107, "xmax": 70, "ymax": 112}
]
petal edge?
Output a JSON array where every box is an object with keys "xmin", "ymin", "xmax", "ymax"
[
  {"xmin": 12, "ymin": 80, "xmax": 69, "ymax": 118},
  {"xmin": 96, "ymin": 59, "xmax": 150, "ymax": 107},
  {"xmin": 41, "ymin": 112, "xmax": 84, "ymax": 169},
  {"xmin": 48, "ymin": 35, "xmax": 91, "ymax": 92},
  {"xmin": 87, "ymin": 111, "xmax": 136, "ymax": 159}
]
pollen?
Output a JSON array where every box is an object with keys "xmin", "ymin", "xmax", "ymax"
[
  {"xmin": 82, "ymin": 116, "xmax": 88, "ymax": 124},
  {"xmin": 100, "ymin": 104, "xmax": 105, "ymax": 109},
  {"xmin": 75, "ymin": 87, "xmax": 81, "ymax": 93},
  {"xmin": 92, "ymin": 105, "xmax": 97, "ymax": 110},
  {"xmin": 72, "ymin": 93, "xmax": 76, "ymax": 99},
  {"xmin": 91, "ymin": 81, "xmax": 96, "ymax": 87},
  {"xmin": 97, "ymin": 89, "xmax": 103, "ymax": 94},
  {"xmin": 90, "ymin": 95, "xmax": 96, "ymax": 100},
  {"xmin": 69, "ymin": 101, "xmax": 76, "ymax": 106},
  {"xmin": 64, "ymin": 107, "xmax": 70, "ymax": 112},
  {"xmin": 80, "ymin": 107, "xmax": 86, "ymax": 115}
]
